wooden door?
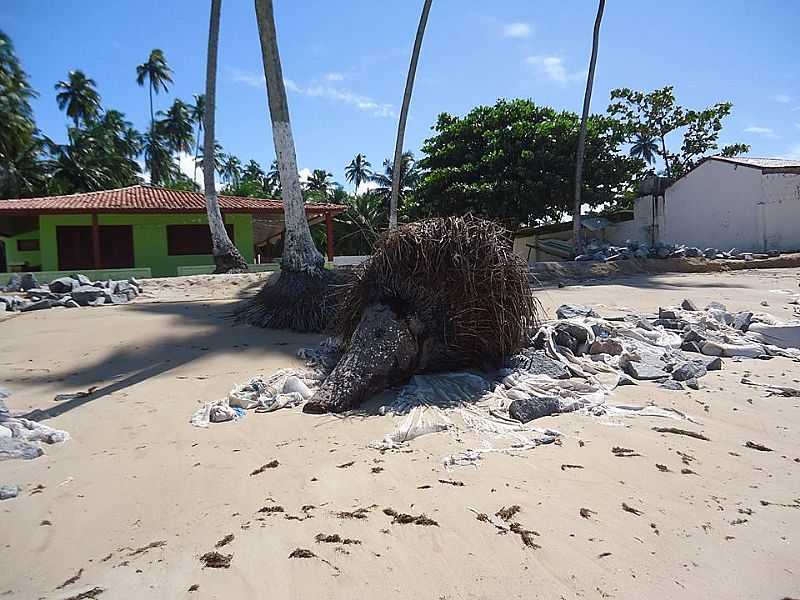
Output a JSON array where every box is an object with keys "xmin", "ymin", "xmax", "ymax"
[
  {"xmin": 56, "ymin": 226, "xmax": 93, "ymax": 271},
  {"xmin": 99, "ymin": 225, "xmax": 134, "ymax": 268}
]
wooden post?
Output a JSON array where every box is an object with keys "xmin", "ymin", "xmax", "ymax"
[
  {"xmin": 91, "ymin": 213, "xmax": 101, "ymax": 270},
  {"xmin": 325, "ymin": 211, "xmax": 334, "ymax": 262}
]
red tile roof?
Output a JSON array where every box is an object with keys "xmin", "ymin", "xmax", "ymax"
[{"xmin": 0, "ymin": 185, "xmax": 345, "ymax": 215}]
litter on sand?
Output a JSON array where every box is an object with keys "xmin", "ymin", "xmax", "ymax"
[
  {"xmin": 1, "ymin": 388, "xmax": 70, "ymax": 461},
  {"xmin": 191, "ymin": 301, "xmax": 800, "ymax": 466}
]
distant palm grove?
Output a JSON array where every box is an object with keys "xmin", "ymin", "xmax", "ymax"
[{"xmin": 0, "ymin": 29, "xmax": 748, "ymax": 255}]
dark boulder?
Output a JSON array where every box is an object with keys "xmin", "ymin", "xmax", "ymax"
[
  {"xmin": 671, "ymin": 361, "xmax": 707, "ymax": 381},
  {"xmin": 556, "ymin": 304, "xmax": 597, "ymax": 320},
  {"xmin": 49, "ymin": 277, "xmax": 79, "ymax": 294},
  {"xmin": 506, "ymin": 349, "xmax": 570, "ymax": 379},
  {"xmin": 20, "ymin": 273, "xmax": 39, "ymax": 291},
  {"xmin": 70, "ymin": 285, "xmax": 107, "ymax": 306},
  {"xmin": 508, "ymin": 396, "xmax": 562, "ymax": 423}
]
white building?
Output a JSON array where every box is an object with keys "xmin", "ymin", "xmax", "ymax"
[{"xmin": 632, "ymin": 156, "xmax": 800, "ymax": 252}]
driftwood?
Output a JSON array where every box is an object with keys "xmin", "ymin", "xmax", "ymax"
[{"xmin": 304, "ymin": 216, "xmax": 539, "ymax": 413}]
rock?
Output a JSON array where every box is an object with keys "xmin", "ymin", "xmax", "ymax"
[
  {"xmin": 70, "ymin": 285, "xmax": 107, "ymax": 306},
  {"xmin": 681, "ymin": 341, "xmax": 704, "ymax": 354},
  {"xmin": 507, "ymin": 349, "xmax": 571, "ymax": 379},
  {"xmin": 555, "ymin": 322, "xmax": 590, "ymax": 344},
  {"xmin": 681, "ymin": 298, "xmax": 699, "ymax": 311},
  {"xmin": 74, "ymin": 273, "xmax": 92, "ymax": 286},
  {"xmin": 48, "ymin": 277, "xmax": 78, "ymax": 294},
  {"xmin": 107, "ymin": 294, "xmax": 129, "ymax": 305},
  {"xmin": 554, "ymin": 329, "xmax": 578, "ymax": 351},
  {"xmin": 671, "ymin": 361, "xmax": 707, "ymax": 381},
  {"xmin": 20, "ymin": 273, "xmax": 39, "ymax": 291},
  {"xmin": 0, "ymin": 484, "xmax": 18, "ymax": 500},
  {"xmin": 732, "ymin": 311, "xmax": 753, "ymax": 332},
  {"xmin": 656, "ymin": 246, "xmax": 671, "ymax": 259},
  {"xmin": 555, "ymin": 304, "xmax": 597, "ymax": 320},
  {"xmin": 0, "ymin": 437, "xmax": 43, "ymax": 461},
  {"xmin": 697, "ymin": 356, "xmax": 722, "ymax": 371},
  {"xmin": 114, "ymin": 281, "xmax": 138, "ymax": 299},
  {"xmin": 685, "ymin": 247, "xmax": 702, "ymax": 258},
  {"xmin": 20, "ymin": 299, "xmax": 57, "ymax": 312},
  {"xmin": 760, "ymin": 300, "xmax": 769, "ymax": 307},
  {"xmin": 623, "ymin": 360, "xmax": 668, "ymax": 380},
  {"xmin": 508, "ymin": 396, "xmax": 562, "ymax": 423},
  {"xmin": 25, "ymin": 287, "xmax": 59, "ymax": 300},
  {"xmin": 0, "ymin": 301, "xmax": 6, "ymax": 313},
  {"xmin": 686, "ymin": 378, "xmax": 700, "ymax": 390},
  {"xmin": 589, "ymin": 338, "xmax": 623, "ymax": 355},
  {"xmin": 706, "ymin": 301, "xmax": 727, "ymax": 311},
  {"xmin": 701, "ymin": 341, "xmax": 763, "ymax": 358},
  {"xmin": 660, "ymin": 380, "xmax": 684, "ymax": 391},
  {"xmin": 703, "ymin": 248, "xmax": 719, "ymax": 259},
  {"xmin": 87, "ymin": 296, "xmax": 106, "ymax": 307},
  {"xmin": 658, "ymin": 307, "xmax": 679, "ymax": 320},
  {"xmin": 683, "ymin": 328, "xmax": 706, "ymax": 344},
  {"xmin": 3, "ymin": 274, "xmax": 22, "ymax": 292}
]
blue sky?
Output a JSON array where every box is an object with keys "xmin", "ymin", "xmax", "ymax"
[{"xmin": 4, "ymin": 0, "xmax": 799, "ymax": 188}]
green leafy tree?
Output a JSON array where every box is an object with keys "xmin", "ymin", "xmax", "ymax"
[
  {"xmin": 54, "ymin": 70, "xmax": 102, "ymax": 128},
  {"xmin": 345, "ymin": 153, "xmax": 372, "ymax": 193},
  {"xmin": 416, "ymin": 99, "xmax": 642, "ymax": 227},
  {"xmin": 608, "ymin": 86, "xmax": 749, "ymax": 178},
  {"xmin": 136, "ymin": 49, "xmax": 173, "ymax": 134}
]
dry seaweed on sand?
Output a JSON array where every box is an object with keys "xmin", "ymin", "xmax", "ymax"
[
  {"xmin": 289, "ymin": 548, "xmax": 317, "ymax": 559},
  {"xmin": 509, "ymin": 523, "xmax": 540, "ymax": 549},
  {"xmin": 250, "ymin": 460, "xmax": 279, "ymax": 475},
  {"xmin": 215, "ymin": 534, "xmax": 234, "ymax": 548},
  {"xmin": 561, "ymin": 464, "xmax": 584, "ymax": 471},
  {"xmin": 745, "ymin": 441, "xmax": 773, "ymax": 452},
  {"xmin": 580, "ymin": 507, "xmax": 596, "ymax": 519},
  {"xmin": 383, "ymin": 507, "xmax": 439, "ymax": 526},
  {"xmin": 127, "ymin": 540, "xmax": 166, "ymax": 557},
  {"xmin": 622, "ymin": 502, "xmax": 644, "ymax": 516},
  {"xmin": 200, "ymin": 551, "xmax": 232, "ymax": 568},
  {"xmin": 438, "ymin": 479, "xmax": 465, "ymax": 486},
  {"xmin": 655, "ymin": 464, "xmax": 670, "ymax": 472},
  {"xmin": 304, "ymin": 215, "xmax": 540, "ymax": 414},
  {"xmin": 257, "ymin": 504, "xmax": 285, "ymax": 514},
  {"xmin": 652, "ymin": 427, "xmax": 710, "ymax": 441},
  {"xmin": 61, "ymin": 588, "xmax": 104, "ymax": 600},
  {"xmin": 495, "ymin": 505, "xmax": 522, "ymax": 521},
  {"xmin": 235, "ymin": 267, "xmax": 346, "ymax": 333},
  {"xmin": 334, "ymin": 506, "xmax": 373, "ymax": 520},
  {"xmin": 315, "ymin": 533, "xmax": 361, "ymax": 545},
  {"xmin": 612, "ymin": 446, "xmax": 641, "ymax": 457},
  {"xmin": 55, "ymin": 568, "xmax": 84, "ymax": 590}
]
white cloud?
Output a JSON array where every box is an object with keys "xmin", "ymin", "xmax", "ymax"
[
  {"xmin": 772, "ymin": 93, "xmax": 792, "ymax": 104},
  {"xmin": 231, "ymin": 69, "xmax": 395, "ymax": 118},
  {"xmin": 525, "ymin": 55, "xmax": 585, "ymax": 84},
  {"xmin": 298, "ymin": 167, "xmax": 312, "ymax": 183},
  {"xmin": 230, "ymin": 68, "xmax": 264, "ymax": 88},
  {"xmin": 178, "ymin": 151, "xmax": 204, "ymax": 187},
  {"xmin": 744, "ymin": 125, "xmax": 779, "ymax": 139},
  {"xmin": 502, "ymin": 22, "xmax": 531, "ymax": 38}
]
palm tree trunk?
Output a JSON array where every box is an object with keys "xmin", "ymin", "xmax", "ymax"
[
  {"xmin": 254, "ymin": 0, "xmax": 323, "ymax": 272},
  {"xmin": 388, "ymin": 0, "xmax": 432, "ymax": 229},
  {"xmin": 203, "ymin": 0, "xmax": 247, "ymax": 273},
  {"xmin": 572, "ymin": 0, "xmax": 605, "ymax": 257},
  {"xmin": 193, "ymin": 124, "xmax": 201, "ymax": 186},
  {"xmin": 148, "ymin": 82, "xmax": 155, "ymax": 185}
]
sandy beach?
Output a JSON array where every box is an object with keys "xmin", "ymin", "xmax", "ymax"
[{"xmin": 2, "ymin": 267, "xmax": 800, "ymax": 599}]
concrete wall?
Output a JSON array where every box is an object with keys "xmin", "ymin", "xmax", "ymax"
[
  {"xmin": 15, "ymin": 213, "xmax": 254, "ymax": 277},
  {"xmin": 761, "ymin": 172, "xmax": 800, "ymax": 252}
]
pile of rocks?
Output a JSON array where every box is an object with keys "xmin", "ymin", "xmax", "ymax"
[
  {"xmin": 574, "ymin": 240, "xmax": 782, "ymax": 263},
  {"xmin": 0, "ymin": 273, "xmax": 141, "ymax": 313}
]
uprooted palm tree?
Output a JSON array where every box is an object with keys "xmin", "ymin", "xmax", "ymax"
[
  {"xmin": 201, "ymin": 0, "xmax": 248, "ymax": 274},
  {"xmin": 236, "ymin": 0, "xmax": 343, "ymax": 331},
  {"xmin": 303, "ymin": 215, "xmax": 539, "ymax": 414}
]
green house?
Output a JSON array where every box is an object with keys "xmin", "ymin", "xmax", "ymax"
[{"xmin": 0, "ymin": 185, "xmax": 344, "ymax": 278}]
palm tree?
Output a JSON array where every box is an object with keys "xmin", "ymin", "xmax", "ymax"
[
  {"xmin": 219, "ymin": 153, "xmax": 243, "ymax": 186},
  {"xmin": 305, "ymin": 169, "xmax": 332, "ymax": 195},
  {"xmin": 370, "ymin": 151, "xmax": 419, "ymax": 213},
  {"xmin": 196, "ymin": 140, "xmax": 224, "ymax": 173},
  {"xmin": 54, "ymin": 70, "xmax": 102, "ymax": 127},
  {"xmin": 142, "ymin": 131, "xmax": 178, "ymax": 186},
  {"xmin": 388, "ymin": 0, "xmax": 432, "ymax": 228},
  {"xmin": 201, "ymin": 0, "xmax": 248, "ymax": 273},
  {"xmin": 242, "ymin": 0, "xmax": 336, "ymax": 332},
  {"xmin": 572, "ymin": 0, "xmax": 605, "ymax": 256},
  {"xmin": 242, "ymin": 159, "xmax": 265, "ymax": 183},
  {"xmin": 345, "ymin": 153, "xmax": 372, "ymax": 194},
  {"xmin": 135, "ymin": 49, "xmax": 173, "ymax": 134},
  {"xmin": 629, "ymin": 133, "xmax": 658, "ymax": 165},
  {"xmin": 190, "ymin": 93, "xmax": 206, "ymax": 182},
  {"xmin": 156, "ymin": 98, "xmax": 194, "ymax": 156},
  {"xmin": 265, "ymin": 158, "xmax": 281, "ymax": 191}
]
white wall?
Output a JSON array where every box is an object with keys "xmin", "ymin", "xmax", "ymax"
[
  {"xmin": 657, "ymin": 160, "xmax": 765, "ymax": 251},
  {"xmin": 761, "ymin": 172, "xmax": 800, "ymax": 252}
]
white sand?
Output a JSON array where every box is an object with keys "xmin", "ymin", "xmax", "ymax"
[{"xmin": 1, "ymin": 268, "xmax": 799, "ymax": 599}]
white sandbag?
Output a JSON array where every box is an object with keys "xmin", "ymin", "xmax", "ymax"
[{"xmin": 701, "ymin": 340, "xmax": 763, "ymax": 358}]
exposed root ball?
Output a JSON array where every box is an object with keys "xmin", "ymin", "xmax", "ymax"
[
  {"xmin": 306, "ymin": 215, "xmax": 539, "ymax": 413},
  {"xmin": 236, "ymin": 268, "xmax": 345, "ymax": 332}
]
